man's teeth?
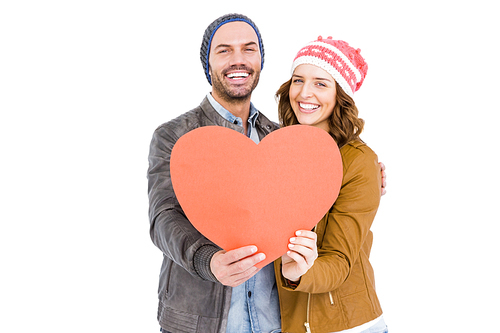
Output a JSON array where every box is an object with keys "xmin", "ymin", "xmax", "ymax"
[
  {"xmin": 227, "ymin": 72, "xmax": 249, "ymax": 78},
  {"xmin": 300, "ymin": 103, "xmax": 319, "ymax": 110}
]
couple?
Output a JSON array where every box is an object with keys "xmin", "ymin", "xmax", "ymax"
[{"xmin": 147, "ymin": 13, "xmax": 388, "ymax": 333}]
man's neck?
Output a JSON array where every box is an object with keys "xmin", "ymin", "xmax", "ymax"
[{"xmin": 211, "ymin": 92, "xmax": 252, "ymax": 133}]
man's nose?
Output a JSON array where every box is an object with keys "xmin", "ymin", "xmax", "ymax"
[{"xmin": 229, "ymin": 50, "xmax": 246, "ymax": 66}]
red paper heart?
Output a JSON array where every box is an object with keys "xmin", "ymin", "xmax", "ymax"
[{"xmin": 171, "ymin": 125, "xmax": 342, "ymax": 268}]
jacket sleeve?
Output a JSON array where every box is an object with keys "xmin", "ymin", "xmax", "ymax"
[
  {"xmin": 292, "ymin": 144, "xmax": 381, "ymax": 294},
  {"xmin": 147, "ymin": 124, "xmax": 221, "ymax": 282}
]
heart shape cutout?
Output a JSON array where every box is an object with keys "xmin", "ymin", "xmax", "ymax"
[{"xmin": 171, "ymin": 125, "xmax": 342, "ymax": 268}]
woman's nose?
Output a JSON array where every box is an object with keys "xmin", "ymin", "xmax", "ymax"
[{"xmin": 300, "ymin": 85, "xmax": 313, "ymax": 99}]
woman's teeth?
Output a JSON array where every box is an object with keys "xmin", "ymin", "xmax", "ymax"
[{"xmin": 299, "ymin": 103, "xmax": 319, "ymax": 110}]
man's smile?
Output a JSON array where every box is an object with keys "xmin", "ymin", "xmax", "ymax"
[{"xmin": 226, "ymin": 71, "xmax": 250, "ymax": 80}]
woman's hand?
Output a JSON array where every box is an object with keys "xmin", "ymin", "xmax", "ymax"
[{"xmin": 281, "ymin": 230, "xmax": 318, "ymax": 283}]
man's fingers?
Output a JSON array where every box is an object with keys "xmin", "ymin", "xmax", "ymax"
[
  {"xmin": 218, "ymin": 245, "xmax": 258, "ymax": 265},
  {"xmin": 210, "ymin": 246, "xmax": 266, "ymax": 287},
  {"xmin": 225, "ymin": 252, "xmax": 265, "ymax": 274},
  {"xmin": 229, "ymin": 266, "xmax": 262, "ymax": 287},
  {"xmin": 214, "ymin": 253, "xmax": 264, "ymax": 287}
]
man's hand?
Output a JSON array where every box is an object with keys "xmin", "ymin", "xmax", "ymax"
[
  {"xmin": 380, "ymin": 162, "xmax": 387, "ymax": 196},
  {"xmin": 210, "ymin": 245, "xmax": 266, "ymax": 287},
  {"xmin": 281, "ymin": 230, "xmax": 318, "ymax": 283}
]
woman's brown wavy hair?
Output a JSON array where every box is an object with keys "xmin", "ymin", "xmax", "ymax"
[{"xmin": 275, "ymin": 78, "xmax": 364, "ymax": 148}]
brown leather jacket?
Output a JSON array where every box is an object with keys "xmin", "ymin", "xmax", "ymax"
[{"xmin": 274, "ymin": 140, "xmax": 383, "ymax": 333}]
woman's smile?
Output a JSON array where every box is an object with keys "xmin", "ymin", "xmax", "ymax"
[{"xmin": 298, "ymin": 102, "xmax": 320, "ymax": 113}]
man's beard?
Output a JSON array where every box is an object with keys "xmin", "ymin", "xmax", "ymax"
[{"xmin": 210, "ymin": 65, "xmax": 260, "ymax": 103}]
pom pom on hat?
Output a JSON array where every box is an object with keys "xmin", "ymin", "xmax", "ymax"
[
  {"xmin": 291, "ymin": 36, "xmax": 368, "ymax": 97},
  {"xmin": 200, "ymin": 13, "xmax": 265, "ymax": 85}
]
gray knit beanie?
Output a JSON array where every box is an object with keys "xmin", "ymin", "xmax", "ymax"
[{"xmin": 200, "ymin": 13, "xmax": 265, "ymax": 85}]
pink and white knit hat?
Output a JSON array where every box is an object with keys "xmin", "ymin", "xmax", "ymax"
[{"xmin": 291, "ymin": 36, "xmax": 368, "ymax": 98}]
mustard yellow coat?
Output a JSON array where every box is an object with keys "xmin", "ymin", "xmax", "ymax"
[{"xmin": 274, "ymin": 140, "xmax": 383, "ymax": 333}]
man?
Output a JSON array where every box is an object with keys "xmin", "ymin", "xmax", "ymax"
[
  {"xmin": 148, "ymin": 14, "xmax": 281, "ymax": 333},
  {"xmin": 148, "ymin": 13, "xmax": 386, "ymax": 333}
]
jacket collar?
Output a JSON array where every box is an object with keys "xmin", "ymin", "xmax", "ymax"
[
  {"xmin": 199, "ymin": 96, "xmax": 279, "ymax": 140},
  {"xmin": 206, "ymin": 93, "xmax": 259, "ymax": 129}
]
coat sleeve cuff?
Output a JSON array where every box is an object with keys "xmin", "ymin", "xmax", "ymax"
[{"xmin": 193, "ymin": 244, "xmax": 221, "ymax": 282}]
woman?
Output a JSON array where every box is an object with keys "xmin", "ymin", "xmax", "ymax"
[{"xmin": 274, "ymin": 36, "xmax": 388, "ymax": 333}]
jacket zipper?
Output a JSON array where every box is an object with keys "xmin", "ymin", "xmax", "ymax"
[
  {"xmin": 304, "ymin": 292, "xmax": 311, "ymax": 333},
  {"xmin": 305, "ymin": 292, "xmax": 334, "ymax": 332},
  {"xmin": 304, "ymin": 226, "xmax": 319, "ymax": 333}
]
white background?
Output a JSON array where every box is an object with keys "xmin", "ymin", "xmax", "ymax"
[{"xmin": 1, "ymin": 1, "xmax": 499, "ymax": 332}]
